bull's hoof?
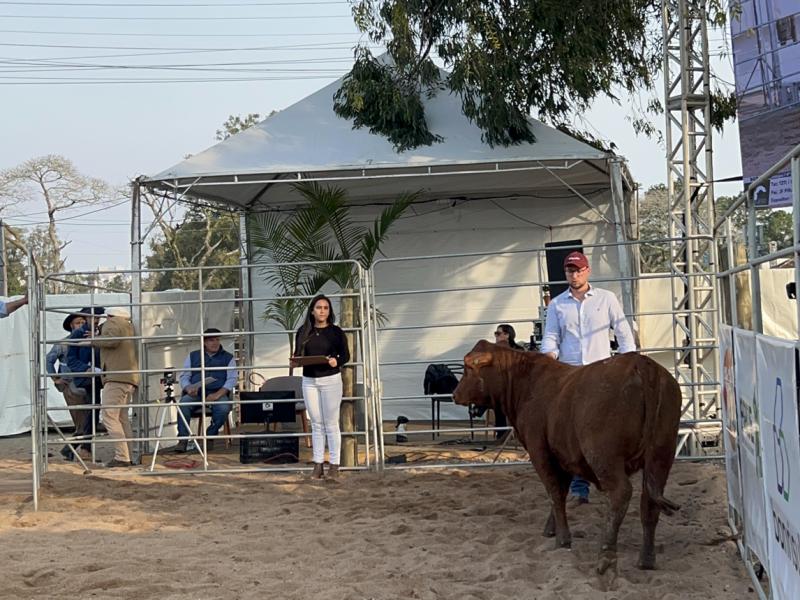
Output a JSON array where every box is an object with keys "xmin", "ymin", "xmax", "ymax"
[
  {"xmin": 543, "ymin": 514, "xmax": 556, "ymax": 538},
  {"xmin": 596, "ymin": 551, "xmax": 617, "ymax": 575},
  {"xmin": 637, "ymin": 553, "xmax": 656, "ymax": 570},
  {"xmin": 555, "ymin": 536, "xmax": 572, "ymax": 549}
]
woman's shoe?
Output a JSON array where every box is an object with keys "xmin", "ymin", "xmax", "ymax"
[
  {"xmin": 325, "ymin": 464, "xmax": 340, "ymax": 482},
  {"xmin": 309, "ymin": 462, "xmax": 324, "ymax": 479}
]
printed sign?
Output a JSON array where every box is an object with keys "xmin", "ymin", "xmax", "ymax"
[
  {"xmin": 734, "ymin": 328, "xmax": 769, "ymax": 564},
  {"xmin": 730, "ymin": 1, "xmax": 800, "ymax": 208},
  {"xmin": 720, "ymin": 325, "xmax": 743, "ymax": 524},
  {"xmin": 756, "ymin": 335, "xmax": 800, "ymax": 600}
]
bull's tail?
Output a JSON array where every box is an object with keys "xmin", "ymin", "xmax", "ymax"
[{"xmin": 641, "ymin": 360, "xmax": 682, "ymax": 516}]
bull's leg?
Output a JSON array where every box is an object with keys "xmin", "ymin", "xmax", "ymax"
[
  {"xmin": 638, "ymin": 482, "xmax": 661, "ymax": 570},
  {"xmin": 532, "ymin": 457, "xmax": 572, "ymax": 548},
  {"xmin": 543, "ymin": 471, "xmax": 571, "ymax": 538},
  {"xmin": 595, "ymin": 470, "xmax": 632, "ymax": 575}
]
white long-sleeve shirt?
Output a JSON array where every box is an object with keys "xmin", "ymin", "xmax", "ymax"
[{"xmin": 540, "ymin": 285, "xmax": 636, "ymax": 366}]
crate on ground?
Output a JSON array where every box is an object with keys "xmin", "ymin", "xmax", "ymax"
[{"xmin": 239, "ymin": 433, "xmax": 299, "ymax": 464}]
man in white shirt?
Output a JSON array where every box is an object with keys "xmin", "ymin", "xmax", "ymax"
[{"xmin": 540, "ymin": 251, "xmax": 636, "ymax": 505}]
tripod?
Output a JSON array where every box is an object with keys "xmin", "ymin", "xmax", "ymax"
[{"xmin": 148, "ymin": 374, "xmax": 206, "ymax": 471}]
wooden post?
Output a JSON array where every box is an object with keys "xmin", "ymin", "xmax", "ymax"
[
  {"xmin": 339, "ymin": 291, "xmax": 357, "ymax": 467},
  {"xmin": 734, "ymin": 243, "xmax": 752, "ymax": 330}
]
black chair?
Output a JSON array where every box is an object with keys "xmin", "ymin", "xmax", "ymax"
[{"xmin": 424, "ymin": 363, "xmax": 465, "ymax": 440}]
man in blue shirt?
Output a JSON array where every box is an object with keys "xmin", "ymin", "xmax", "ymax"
[
  {"xmin": 541, "ymin": 251, "xmax": 636, "ymax": 505},
  {"xmin": 0, "ymin": 295, "xmax": 27, "ymax": 318},
  {"xmin": 65, "ymin": 306, "xmax": 106, "ymax": 455},
  {"xmin": 173, "ymin": 328, "xmax": 237, "ymax": 453},
  {"xmin": 46, "ymin": 310, "xmax": 89, "ymax": 461}
]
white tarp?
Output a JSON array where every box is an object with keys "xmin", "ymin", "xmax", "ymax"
[
  {"xmin": 734, "ymin": 328, "xmax": 770, "ymax": 564},
  {"xmin": 0, "ymin": 290, "xmax": 236, "ymax": 438},
  {"xmin": 756, "ymin": 334, "xmax": 800, "ymax": 600}
]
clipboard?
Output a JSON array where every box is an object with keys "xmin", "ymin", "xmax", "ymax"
[{"xmin": 290, "ymin": 355, "xmax": 330, "ymax": 366}]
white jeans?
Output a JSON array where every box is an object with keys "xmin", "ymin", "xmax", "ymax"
[{"xmin": 302, "ymin": 373, "xmax": 343, "ymax": 465}]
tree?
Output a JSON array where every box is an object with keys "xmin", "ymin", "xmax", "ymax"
[
  {"xmin": 0, "ymin": 155, "xmax": 115, "ymax": 286},
  {"xmin": 248, "ymin": 182, "xmax": 419, "ymax": 465},
  {"xmin": 638, "ymin": 187, "xmax": 791, "ymax": 272},
  {"xmin": 143, "ymin": 204, "xmax": 240, "ymax": 291},
  {"xmin": 637, "ymin": 184, "xmax": 670, "ymax": 273},
  {"xmin": 216, "ymin": 113, "xmax": 262, "ymax": 141},
  {"xmin": 337, "ymin": 1, "xmax": 734, "ymax": 151}
]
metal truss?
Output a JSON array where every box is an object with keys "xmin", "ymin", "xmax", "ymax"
[{"xmin": 661, "ymin": 0, "xmax": 719, "ymax": 450}]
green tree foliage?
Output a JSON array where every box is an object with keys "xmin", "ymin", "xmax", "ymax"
[
  {"xmin": 337, "ymin": 1, "xmax": 735, "ymax": 151},
  {"xmin": 144, "ymin": 205, "xmax": 240, "ymax": 291},
  {"xmin": 638, "ymin": 186, "xmax": 792, "ymax": 272},
  {"xmin": 215, "ymin": 113, "xmax": 262, "ymax": 141},
  {"xmin": 247, "ymin": 182, "xmax": 418, "ymax": 355}
]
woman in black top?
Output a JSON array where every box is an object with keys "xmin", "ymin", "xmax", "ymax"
[
  {"xmin": 291, "ymin": 294, "xmax": 350, "ymax": 480},
  {"xmin": 491, "ymin": 324, "xmax": 521, "ymax": 440}
]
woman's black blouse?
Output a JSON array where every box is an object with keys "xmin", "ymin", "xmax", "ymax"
[{"xmin": 294, "ymin": 325, "xmax": 350, "ymax": 378}]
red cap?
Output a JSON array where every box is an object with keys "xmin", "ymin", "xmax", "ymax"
[{"xmin": 563, "ymin": 251, "xmax": 589, "ymax": 270}]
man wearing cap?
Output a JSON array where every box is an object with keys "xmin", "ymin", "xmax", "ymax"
[
  {"xmin": 0, "ymin": 294, "xmax": 28, "ymax": 319},
  {"xmin": 540, "ymin": 250, "xmax": 636, "ymax": 506},
  {"xmin": 46, "ymin": 310, "xmax": 89, "ymax": 461},
  {"xmin": 174, "ymin": 328, "xmax": 237, "ymax": 453},
  {"xmin": 65, "ymin": 306, "xmax": 106, "ymax": 457},
  {"xmin": 90, "ymin": 306, "xmax": 139, "ymax": 467}
]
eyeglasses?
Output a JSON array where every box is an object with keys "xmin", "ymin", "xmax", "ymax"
[
  {"xmin": 565, "ymin": 267, "xmax": 587, "ymax": 275},
  {"xmin": 494, "ymin": 331, "xmax": 505, "ymax": 336}
]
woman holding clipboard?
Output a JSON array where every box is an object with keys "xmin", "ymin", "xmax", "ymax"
[{"xmin": 291, "ymin": 294, "xmax": 350, "ymax": 480}]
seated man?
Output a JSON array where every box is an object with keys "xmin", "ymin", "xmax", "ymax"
[{"xmin": 174, "ymin": 328, "xmax": 237, "ymax": 453}]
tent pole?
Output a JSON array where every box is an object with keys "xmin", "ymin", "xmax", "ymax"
[
  {"xmin": 130, "ymin": 178, "xmax": 145, "ymax": 462},
  {"xmin": 239, "ymin": 211, "xmax": 255, "ymax": 387},
  {"xmin": 609, "ymin": 158, "xmax": 635, "ymax": 322}
]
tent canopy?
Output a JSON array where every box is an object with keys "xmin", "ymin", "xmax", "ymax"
[{"xmin": 143, "ymin": 74, "xmax": 627, "ymax": 209}]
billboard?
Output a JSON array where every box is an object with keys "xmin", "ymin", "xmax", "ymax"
[{"xmin": 731, "ymin": 1, "xmax": 800, "ymax": 208}]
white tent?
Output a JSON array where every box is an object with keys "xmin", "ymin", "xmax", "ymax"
[{"xmin": 141, "ymin": 72, "xmax": 638, "ymax": 421}]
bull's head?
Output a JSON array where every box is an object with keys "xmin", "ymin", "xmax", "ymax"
[{"xmin": 453, "ymin": 341, "xmax": 497, "ymax": 413}]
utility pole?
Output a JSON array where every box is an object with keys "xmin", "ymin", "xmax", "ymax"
[
  {"xmin": 0, "ymin": 219, "xmax": 7, "ymax": 297},
  {"xmin": 661, "ymin": 0, "xmax": 719, "ymax": 454}
]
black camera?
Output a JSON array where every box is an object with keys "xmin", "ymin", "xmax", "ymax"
[{"xmin": 161, "ymin": 370, "xmax": 175, "ymax": 386}]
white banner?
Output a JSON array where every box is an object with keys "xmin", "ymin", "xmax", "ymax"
[
  {"xmin": 720, "ymin": 325, "xmax": 743, "ymax": 523},
  {"xmin": 734, "ymin": 329, "xmax": 769, "ymax": 564},
  {"xmin": 756, "ymin": 335, "xmax": 800, "ymax": 600}
]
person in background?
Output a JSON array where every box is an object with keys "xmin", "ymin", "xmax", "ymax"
[
  {"xmin": 90, "ymin": 307, "xmax": 140, "ymax": 468},
  {"xmin": 491, "ymin": 324, "xmax": 522, "ymax": 441},
  {"xmin": 65, "ymin": 306, "xmax": 105, "ymax": 457},
  {"xmin": 0, "ymin": 295, "xmax": 27, "ymax": 318},
  {"xmin": 46, "ymin": 310, "xmax": 89, "ymax": 461},
  {"xmin": 174, "ymin": 328, "xmax": 237, "ymax": 453},
  {"xmin": 291, "ymin": 294, "xmax": 350, "ymax": 481},
  {"xmin": 540, "ymin": 251, "xmax": 636, "ymax": 507}
]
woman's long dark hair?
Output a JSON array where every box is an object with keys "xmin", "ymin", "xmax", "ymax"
[
  {"xmin": 498, "ymin": 323, "xmax": 523, "ymax": 349},
  {"xmin": 297, "ymin": 294, "xmax": 336, "ymax": 354}
]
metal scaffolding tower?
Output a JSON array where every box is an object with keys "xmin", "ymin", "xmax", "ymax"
[{"xmin": 661, "ymin": 0, "xmax": 719, "ymax": 451}]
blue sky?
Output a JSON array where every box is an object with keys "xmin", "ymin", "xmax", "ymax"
[{"xmin": 0, "ymin": 1, "xmax": 743, "ymax": 272}]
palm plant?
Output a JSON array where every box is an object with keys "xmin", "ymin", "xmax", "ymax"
[{"xmin": 248, "ymin": 181, "xmax": 419, "ymax": 465}]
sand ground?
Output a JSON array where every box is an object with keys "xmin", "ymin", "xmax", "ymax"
[{"xmin": 0, "ymin": 433, "xmax": 757, "ymax": 600}]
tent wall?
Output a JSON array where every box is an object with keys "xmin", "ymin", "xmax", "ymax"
[{"xmin": 247, "ymin": 189, "xmax": 631, "ymax": 420}]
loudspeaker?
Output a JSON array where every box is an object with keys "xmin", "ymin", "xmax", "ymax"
[{"xmin": 544, "ymin": 240, "xmax": 583, "ymax": 298}]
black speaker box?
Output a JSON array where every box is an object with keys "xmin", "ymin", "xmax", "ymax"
[{"xmin": 544, "ymin": 240, "xmax": 584, "ymax": 298}]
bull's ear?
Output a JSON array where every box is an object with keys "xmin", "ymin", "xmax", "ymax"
[{"xmin": 466, "ymin": 351, "xmax": 493, "ymax": 368}]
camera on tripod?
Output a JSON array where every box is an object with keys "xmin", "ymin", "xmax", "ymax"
[{"xmin": 160, "ymin": 369, "xmax": 177, "ymax": 402}]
